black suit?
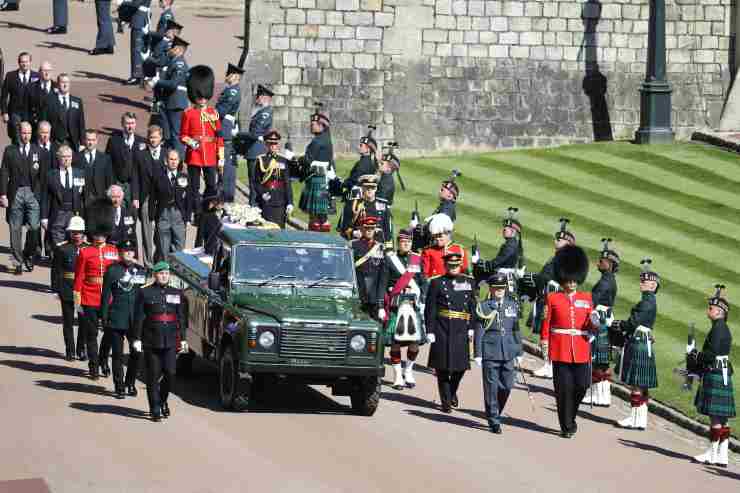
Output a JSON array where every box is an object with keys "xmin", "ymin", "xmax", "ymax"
[
  {"xmin": 106, "ymin": 131, "xmax": 145, "ymax": 199},
  {"xmin": 41, "ymin": 91, "xmax": 86, "ymax": 149},
  {"xmin": 42, "ymin": 166, "xmax": 85, "ymax": 245},
  {"xmin": 24, "ymin": 79, "xmax": 55, "ymax": 134},
  {"xmin": 36, "ymin": 142, "xmax": 57, "ymax": 255},
  {"xmin": 0, "ymin": 143, "xmax": 47, "ymax": 216},
  {"xmin": 109, "ymin": 205, "xmax": 138, "ymax": 249},
  {"xmin": 1, "ymin": 70, "xmax": 38, "ymax": 143},
  {"xmin": 131, "ymin": 145, "xmax": 165, "ymax": 266},
  {"xmin": 73, "ymin": 150, "xmax": 113, "ymax": 207}
]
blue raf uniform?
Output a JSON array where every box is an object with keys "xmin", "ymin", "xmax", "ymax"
[
  {"xmin": 129, "ymin": 1, "xmax": 152, "ymax": 81},
  {"xmin": 473, "ymin": 276, "xmax": 522, "ymax": 432},
  {"xmin": 244, "ymin": 84, "xmax": 273, "ymax": 205},
  {"xmin": 152, "ymin": 37, "xmax": 189, "ymax": 155},
  {"xmin": 93, "ymin": 1, "xmax": 116, "ymax": 51},
  {"xmin": 155, "ymin": 6, "xmax": 175, "ymax": 35},
  {"xmin": 215, "ymin": 63, "xmax": 243, "ymax": 203}
]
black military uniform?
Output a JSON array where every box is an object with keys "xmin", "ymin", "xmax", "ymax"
[
  {"xmin": 194, "ymin": 194, "xmax": 223, "ymax": 255},
  {"xmin": 53, "ymin": 218, "xmax": 87, "ymax": 360},
  {"xmin": 253, "ymin": 130, "xmax": 293, "ymax": 228},
  {"xmin": 474, "ymin": 212, "xmax": 523, "ymax": 285},
  {"xmin": 473, "ymin": 273, "xmax": 522, "ymax": 432},
  {"xmin": 339, "ymin": 175, "xmax": 391, "ymax": 246},
  {"xmin": 132, "ymin": 262, "xmax": 186, "ymax": 421},
  {"xmin": 344, "ymin": 153, "xmax": 377, "ymax": 196},
  {"xmin": 100, "ymin": 241, "xmax": 146, "ymax": 398},
  {"xmin": 352, "ymin": 217, "xmax": 388, "ymax": 319},
  {"xmin": 425, "ymin": 252, "xmax": 476, "ymax": 412}
]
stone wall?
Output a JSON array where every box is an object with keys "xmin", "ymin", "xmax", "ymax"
[{"xmin": 241, "ymin": 0, "xmax": 735, "ymax": 153}]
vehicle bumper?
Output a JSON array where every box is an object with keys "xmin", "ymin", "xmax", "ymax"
[{"xmin": 240, "ymin": 361, "xmax": 385, "ymax": 377}]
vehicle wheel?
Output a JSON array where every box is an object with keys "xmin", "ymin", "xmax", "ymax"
[
  {"xmin": 350, "ymin": 376, "xmax": 381, "ymax": 416},
  {"xmin": 175, "ymin": 350, "xmax": 195, "ymax": 377},
  {"xmin": 218, "ymin": 344, "xmax": 251, "ymax": 411}
]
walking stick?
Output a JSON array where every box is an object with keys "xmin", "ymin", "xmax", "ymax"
[{"xmin": 515, "ymin": 358, "xmax": 537, "ymax": 416}]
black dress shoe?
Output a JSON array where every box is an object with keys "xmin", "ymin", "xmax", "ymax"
[
  {"xmin": 151, "ymin": 407, "xmax": 162, "ymax": 422},
  {"xmin": 89, "ymin": 370, "xmax": 99, "ymax": 381},
  {"xmin": 23, "ymin": 258, "xmax": 34, "ymax": 272},
  {"xmin": 14, "ymin": 265, "xmax": 22, "ymax": 276},
  {"xmin": 560, "ymin": 431, "xmax": 574, "ymax": 439},
  {"xmin": 489, "ymin": 423, "xmax": 502, "ymax": 434},
  {"xmin": 124, "ymin": 77, "xmax": 142, "ymax": 86},
  {"xmin": 162, "ymin": 402, "xmax": 170, "ymax": 418},
  {"xmin": 89, "ymin": 47, "xmax": 114, "ymax": 55},
  {"xmin": 47, "ymin": 26, "xmax": 67, "ymax": 34},
  {"xmin": 100, "ymin": 364, "xmax": 111, "ymax": 378},
  {"xmin": 441, "ymin": 402, "xmax": 452, "ymax": 414},
  {"xmin": 451, "ymin": 395, "xmax": 459, "ymax": 408},
  {"xmin": 114, "ymin": 387, "xmax": 125, "ymax": 399},
  {"xmin": 65, "ymin": 349, "xmax": 74, "ymax": 362},
  {"xmin": 127, "ymin": 385, "xmax": 138, "ymax": 397},
  {"xmin": 77, "ymin": 351, "xmax": 88, "ymax": 362}
]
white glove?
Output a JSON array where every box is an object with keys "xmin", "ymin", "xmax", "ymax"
[
  {"xmin": 686, "ymin": 341, "xmax": 696, "ymax": 354},
  {"xmin": 75, "ymin": 303, "xmax": 83, "ymax": 315},
  {"xmin": 179, "ymin": 340, "xmax": 189, "ymax": 353},
  {"xmin": 262, "ymin": 192, "xmax": 271, "ymax": 202},
  {"xmin": 188, "ymin": 140, "xmax": 200, "ymax": 150},
  {"xmin": 258, "ymin": 136, "xmax": 264, "ymax": 142},
  {"xmin": 352, "ymin": 229, "xmax": 361, "ymax": 239},
  {"xmin": 40, "ymin": 219, "xmax": 48, "ymax": 229},
  {"xmin": 286, "ymin": 204, "xmax": 294, "ymax": 215},
  {"xmin": 471, "ymin": 251, "xmax": 480, "ymax": 264},
  {"xmin": 468, "ymin": 329, "xmax": 474, "ymax": 339},
  {"xmin": 283, "ymin": 149, "xmax": 295, "ymax": 160},
  {"xmin": 426, "ymin": 333, "xmax": 436, "ymax": 344},
  {"xmin": 409, "ymin": 217, "xmax": 419, "ymax": 229},
  {"xmin": 218, "ymin": 158, "xmax": 225, "ymax": 167},
  {"xmin": 378, "ymin": 308, "xmax": 386, "ymax": 321},
  {"xmin": 326, "ymin": 168, "xmax": 336, "ymax": 181},
  {"xmin": 132, "ymin": 340, "xmax": 142, "ymax": 353},
  {"xmin": 590, "ymin": 310, "xmax": 601, "ymax": 327},
  {"xmin": 474, "ymin": 357, "xmax": 482, "ymax": 367}
]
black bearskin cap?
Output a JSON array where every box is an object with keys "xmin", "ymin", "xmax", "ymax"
[
  {"xmin": 554, "ymin": 244, "xmax": 589, "ymax": 285},
  {"xmin": 86, "ymin": 198, "xmax": 114, "ymax": 237},
  {"xmin": 187, "ymin": 65, "xmax": 214, "ymax": 103}
]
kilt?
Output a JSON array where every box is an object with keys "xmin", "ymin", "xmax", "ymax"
[
  {"xmin": 299, "ymin": 175, "xmax": 329, "ymax": 215},
  {"xmin": 591, "ymin": 324, "xmax": 610, "ymax": 367},
  {"xmin": 695, "ymin": 371, "xmax": 736, "ymax": 418},
  {"xmin": 382, "ymin": 307, "xmax": 426, "ymax": 346},
  {"xmin": 616, "ymin": 338, "xmax": 658, "ymax": 389}
]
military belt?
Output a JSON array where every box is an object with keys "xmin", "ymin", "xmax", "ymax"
[
  {"xmin": 439, "ymin": 309, "xmax": 470, "ymax": 321},
  {"xmin": 63, "ymin": 272, "xmax": 75, "ymax": 279},
  {"xmin": 552, "ymin": 328, "xmax": 588, "ymax": 336},
  {"xmin": 138, "ymin": 5, "xmax": 150, "ymax": 11},
  {"xmin": 86, "ymin": 276, "xmax": 104, "ymax": 285},
  {"xmin": 150, "ymin": 314, "xmax": 176, "ymax": 322},
  {"xmin": 263, "ymin": 179, "xmax": 284, "ymax": 190},
  {"xmin": 224, "ymin": 114, "xmax": 236, "ymax": 122},
  {"xmin": 177, "ymin": 86, "xmax": 187, "ymax": 92}
]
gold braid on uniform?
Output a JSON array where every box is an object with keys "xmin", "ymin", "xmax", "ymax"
[
  {"xmin": 476, "ymin": 302, "xmax": 497, "ymax": 330},
  {"xmin": 200, "ymin": 108, "xmax": 220, "ymax": 131},
  {"xmin": 351, "ymin": 199, "xmax": 366, "ymax": 227},
  {"xmin": 258, "ymin": 154, "xmax": 280, "ymax": 184}
]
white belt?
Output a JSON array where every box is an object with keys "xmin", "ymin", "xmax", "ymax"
[
  {"xmin": 552, "ymin": 328, "xmax": 587, "ymax": 336},
  {"xmin": 138, "ymin": 5, "xmax": 150, "ymax": 12},
  {"xmin": 498, "ymin": 268, "xmax": 517, "ymax": 275},
  {"xmin": 716, "ymin": 355, "xmax": 730, "ymax": 386},
  {"xmin": 635, "ymin": 325, "xmax": 652, "ymax": 357},
  {"xmin": 224, "ymin": 114, "xmax": 236, "ymax": 122},
  {"xmin": 177, "ymin": 85, "xmax": 187, "ymax": 92}
]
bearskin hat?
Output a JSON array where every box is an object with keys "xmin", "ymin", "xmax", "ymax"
[
  {"xmin": 554, "ymin": 244, "xmax": 589, "ymax": 285},
  {"xmin": 187, "ymin": 65, "xmax": 215, "ymax": 104},
  {"xmin": 86, "ymin": 198, "xmax": 114, "ymax": 238}
]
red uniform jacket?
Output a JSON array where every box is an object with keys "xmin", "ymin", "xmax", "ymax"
[
  {"xmin": 541, "ymin": 291, "xmax": 596, "ymax": 363},
  {"xmin": 421, "ymin": 243, "xmax": 469, "ymax": 279},
  {"xmin": 179, "ymin": 107, "xmax": 224, "ymax": 167},
  {"xmin": 73, "ymin": 244, "xmax": 119, "ymax": 308}
]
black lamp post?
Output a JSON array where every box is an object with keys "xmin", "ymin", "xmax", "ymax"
[{"xmin": 634, "ymin": 0, "xmax": 674, "ymax": 144}]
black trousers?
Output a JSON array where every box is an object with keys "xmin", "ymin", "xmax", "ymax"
[
  {"xmin": 108, "ymin": 330, "xmax": 140, "ymax": 388},
  {"xmin": 144, "ymin": 346, "xmax": 176, "ymax": 412},
  {"xmin": 187, "ymin": 165, "xmax": 217, "ymax": 218},
  {"xmin": 436, "ymin": 369, "xmax": 465, "ymax": 405},
  {"xmin": 60, "ymin": 299, "xmax": 84, "ymax": 354},
  {"xmin": 552, "ymin": 361, "xmax": 590, "ymax": 433},
  {"xmin": 81, "ymin": 306, "xmax": 102, "ymax": 371},
  {"xmin": 99, "ymin": 329, "xmax": 111, "ymax": 366}
]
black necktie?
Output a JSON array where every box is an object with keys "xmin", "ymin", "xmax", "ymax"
[{"xmin": 63, "ymin": 170, "xmax": 68, "ymax": 189}]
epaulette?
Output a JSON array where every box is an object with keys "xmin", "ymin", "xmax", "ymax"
[{"xmin": 427, "ymin": 274, "xmax": 442, "ymax": 281}]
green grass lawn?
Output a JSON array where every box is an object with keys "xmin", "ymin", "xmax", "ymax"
[{"xmin": 240, "ymin": 142, "xmax": 739, "ymax": 429}]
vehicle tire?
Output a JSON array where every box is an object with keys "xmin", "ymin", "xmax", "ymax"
[
  {"xmin": 176, "ymin": 350, "xmax": 195, "ymax": 377},
  {"xmin": 350, "ymin": 376, "xmax": 381, "ymax": 416},
  {"xmin": 219, "ymin": 343, "xmax": 251, "ymax": 411}
]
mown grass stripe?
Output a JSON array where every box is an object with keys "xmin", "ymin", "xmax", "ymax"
[
  {"xmin": 644, "ymin": 143, "xmax": 740, "ymax": 180},
  {"xmin": 553, "ymin": 148, "xmax": 740, "ymax": 221},
  {"xmin": 486, "ymin": 152, "xmax": 740, "ymax": 258}
]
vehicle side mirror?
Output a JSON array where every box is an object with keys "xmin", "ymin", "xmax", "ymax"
[{"xmin": 208, "ymin": 272, "xmax": 220, "ymax": 291}]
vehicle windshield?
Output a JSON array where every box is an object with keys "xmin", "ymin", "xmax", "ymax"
[{"xmin": 233, "ymin": 244, "xmax": 355, "ymax": 285}]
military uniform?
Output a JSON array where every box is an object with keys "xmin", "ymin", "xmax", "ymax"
[
  {"xmin": 128, "ymin": 1, "xmax": 152, "ymax": 81},
  {"xmin": 93, "ymin": 0, "xmax": 116, "ymax": 52},
  {"xmin": 340, "ymin": 196, "xmax": 391, "ymax": 245},
  {"xmin": 298, "ymin": 111, "xmax": 334, "ymax": 231},
  {"xmin": 132, "ymin": 272, "xmax": 186, "ymax": 420},
  {"xmin": 254, "ymin": 151, "xmax": 292, "ymax": 228},
  {"xmin": 421, "ymin": 242, "xmax": 468, "ymax": 279},
  {"xmin": 352, "ymin": 234, "xmax": 387, "ymax": 318},
  {"xmin": 215, "ymin": 72, "xmax": 241, "ymax": 203},
  {"xmin": 585, "ymin": 262, "xmax": 618, "ymax": 407},
  {"xmin": 244, "ymin": 88, "xmax": 272, "ymax": 206},
  {"xmin": 54, "ymin": 237, "xmax": 87, "ymax": 359},
  {"xmin": 474, "ymin": 285, "xmax": 522, "ymax": 430},
  {"xmin": 425, "ymin": 265, "xmax": 475, "ymax": 412},
  {"xmin": 344, "ymin": 154, "xmax": 376, "ymax": 196},
  {"xmin": 152, "ymin": 45, "xmax": 188, "ymax": 153},
  {"xmin": 100, "ymin": 257, "xmax": 147, "ymax": 396},
  {"xmin": 155, "ymin": 5, "xmax": 174, "ymax": 35}
]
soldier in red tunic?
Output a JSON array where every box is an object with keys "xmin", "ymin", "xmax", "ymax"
[
  {"xmin": 74, "ymin": 198, "xmax": 118, "ymax": 380},
  {"xmin": 421, "ymin": 213, "xmax": 469, "ymax": 279},
  {"xmin": 540, "ymin": 245, "xmax": 598, "ymax": 438},
  {"xmin": 179, "ymin": 65, "xmax": 224, "ymax": 222}
]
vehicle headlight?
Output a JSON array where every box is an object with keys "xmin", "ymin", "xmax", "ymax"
[
  {"xmin": 258, "ymin": 331, "xmax": 275, "ymax": 349},
  {"xmin": 350, "ymin": 334, "xmax": 367, "ymax": 352}
]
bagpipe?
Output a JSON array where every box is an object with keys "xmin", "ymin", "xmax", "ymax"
[{"xmin": 410, "ymin": 168, "xmax": 460, "ymax": 252}]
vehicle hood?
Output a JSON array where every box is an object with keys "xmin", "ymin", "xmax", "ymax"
[{"xmin": 231, "ymin": 292, "xmax": 370, "ymax": 324}]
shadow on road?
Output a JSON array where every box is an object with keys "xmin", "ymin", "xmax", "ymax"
[
  {"xmin": 0, "ymin": 279, "xmax": 51, "ymax": 292},
  {"xmin": 69, "ymin": 402, "xmax": 150, "ymax": 420},
  {"xmin": 73, "ymin": 70, "xmax": 127, "ymax": 85},
  {"xmin": 98, "ymin": 93, "xmax": 149, "ymax": 111},
  {"xmin": 0, "ymin": 21, "xmax": 48, "ymax": 33},
  {"xmin": 36, "ymin": 379, "xmax": 110, "ymax": 397},
  {"xmin": 406, "ymin": 409, "xmax": 488, "ymax": 431},
  {"xmin": 0, "ymin": 345, "xmax": 63, "ymax": 359},
  {"xmin": 704, "ymin": 466, "xmax": 740, "ymax": 480},
  {"xmin": 459, "ymin": 407, "xmax": 560, "ymax": 435},
  {"xmin": 0, "ymin": 359, "xmax": 88, "ymax": 378},
  {"xmin": 381, "ymin": 390, "xmax": 438, "ymax": 411},
  {"xmin": 36, "ymin": 41, "xmax": 88, "ymax": 54},
  {"xmin": 618, "ymin": 438, "xmax": 695, "ymax": 461},
  {"xmin": 578, "ymin": 408, "xmax": 615, "ymax": 425},
  {"xmin": 526, "ymin": 381, "xmax": 556, "ymax": 399},
  {"xmin": 31, "ymin": 314, "xmax": 64, "ymax": 325}
]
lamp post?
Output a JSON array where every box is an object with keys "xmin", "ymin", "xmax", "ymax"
[{"xmin": 634, "ymin": 0, "xmax": 674, "ymax": 144}]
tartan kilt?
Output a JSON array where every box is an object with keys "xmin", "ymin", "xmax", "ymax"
[
  {"xmin": 299, "ymin": 175, "xmax": 329, "ymax": 215},
  {"xmin": 591, "ymin": 325, "xmax": 611, "ymax": 366},
  {"xmin": 616, "ymin": 339, "xmax": 658, "ymax": 389},
  {"xmin": 382, "ymin": 307, "xmax": 426, "ymax": 346},
  {"xmin": 695, "ymin": 371, "xmax": 736, "ymax": 418}
]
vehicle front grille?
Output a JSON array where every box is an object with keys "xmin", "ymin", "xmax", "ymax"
[{"xmin": 279, "ymin": 324, "xmax": 348, "ymax": 361}]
